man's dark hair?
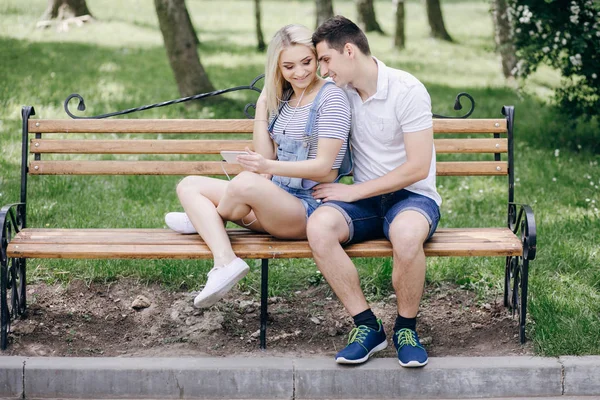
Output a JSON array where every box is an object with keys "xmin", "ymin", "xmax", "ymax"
[{"xmin": 312, "ymin": 15, "xmax": 371, "ymax": 56}]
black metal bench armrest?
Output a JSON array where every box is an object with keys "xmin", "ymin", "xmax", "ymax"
[{"xmin": 508, "ymin": 202, "xmax": 536, "ymax": 261}]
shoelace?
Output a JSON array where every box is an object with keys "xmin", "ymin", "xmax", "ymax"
[
  {"xmin": 395, "ymin": 328, "xmax": 421, "ymax": 348},
  {"xmin": 347, "ymin": 325, "xmax": 370, "ymax": 345}
]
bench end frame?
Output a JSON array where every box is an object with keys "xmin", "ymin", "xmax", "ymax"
[{"xmin": 0, "ymin": 203, "xmax": 27, "ymax": 350}]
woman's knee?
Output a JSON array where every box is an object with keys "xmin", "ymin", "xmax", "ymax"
[
  {"xmin": 226, "ymin": 171, "xmax": 263, "ymax": 200},
  {"xmin": 176, "ymin": 176, "xmax": 201, "ymax": 198}
]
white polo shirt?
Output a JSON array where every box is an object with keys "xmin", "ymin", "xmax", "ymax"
[{"xmin": 343, "ymin": 58, "xmax": 442, "ymax": 206}]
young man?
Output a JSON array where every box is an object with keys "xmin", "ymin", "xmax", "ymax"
[{"xmin": 308, "ymin": 16, "xmax": 441, "ymax": 368}]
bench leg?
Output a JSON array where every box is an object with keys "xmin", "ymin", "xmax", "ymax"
[
  {"xmin": 260, "ymin": 258, "xmax": 268, "ymax": 350},
  {"xmin": 1, "ymin": 204, "xmax": 28, "ymax": 350},
  {"xmin": 1, "ymin": 257, "xmax": 7, "ymax": 350},
  {"xmin": 505, "ymin": 254, "xmax": 530, "ymax": 344},
  {"xmin": 506, "ymin": 203, "xmax": 536, "ymax": 344}
]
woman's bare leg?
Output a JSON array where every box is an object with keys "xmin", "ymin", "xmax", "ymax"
[
  {"xmin": 217, "ymin": 171, "xmax": 309, "ymax": 239},
  {"xmin": 176, "ymin": 176, "xmax": 263, "ymax": 266}
]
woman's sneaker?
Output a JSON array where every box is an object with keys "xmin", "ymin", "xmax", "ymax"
[
  {"xmin": 393, "ymin": 328, "xmax": 428, "ymax": 367},
  {"xmin": 194, "ymin": 258, "xmax": 250, "ymax": 308},
  {"xmin": 335, "ymin": 319, "xmax": 387, "ymax": 364},
  {"xmin": 165, "ymin": 212, "xmax": 197, "ymax": 234}
]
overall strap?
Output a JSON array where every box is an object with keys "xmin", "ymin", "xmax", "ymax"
[{"xmin": 304, "ymin": 81, "xmax": 335, "ymax": 137}]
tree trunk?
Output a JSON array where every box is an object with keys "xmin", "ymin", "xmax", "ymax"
[
  {"xmin": 154, "ymin": 0, "xmax": 214, "ymax": 97},
  {"xmin": 393, "ymin": 0, "xmax": 405, "ymax": 49},
  {"xmin": 356, "ymin": 0, "xmax": 384, "ymax": 33},
  {"xmin": 424, "ymin": 0, "xmax": 453, "ymax": 42},
  {"xmin": 40, "ymin": 0, "xmax": 93, "ymax": 21},
  {"xmin": 254, "ymin": 0, "xmax": 266, "ymax": 52},
  {"xmin": 183, "ymin": 5, "xmax": 200, "ymax": 45},
  {"xmin": 315, "ymin": 0, "xmax": 334, "ymax": 28},
  {"xmin": 491, "ymin": 0, "xmax": 517, "ymax": 78}
]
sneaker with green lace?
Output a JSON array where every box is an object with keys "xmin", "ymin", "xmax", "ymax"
[
  {"xmin": 335, "ymin": 320, "xmax": 387, "ymax": 364},
  {"xmin": 393, "ymin": 328, "xmax": 428, "ymax": 367}
]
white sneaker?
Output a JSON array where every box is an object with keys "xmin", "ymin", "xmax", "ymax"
[
  {"xmin": 194, "ymin": 258, "xmax": 250, "ymax": 308},
  {"xmin": 165, "ymin": 212, "xmax": 197, "ymax": 234}
]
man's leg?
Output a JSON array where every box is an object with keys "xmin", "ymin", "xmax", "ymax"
[
  {"xmin": 384, "ymin": 191, "xmax": 439, "ymax": 368},
  {"xmin": 307, "ymin": 202, "xmax": 387, "ymax": 364},
  {"xmin": 306, "ymin": 206, "xmax": 367, "ymax": 315},
  {"xmin": 388, "ymin": 211, "xmax": 429, "ymax": 320}
]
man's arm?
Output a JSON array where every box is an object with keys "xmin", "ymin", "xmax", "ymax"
[{"xmin": 312, "ymin": 126, "xmax": 434, "ymax": 203}]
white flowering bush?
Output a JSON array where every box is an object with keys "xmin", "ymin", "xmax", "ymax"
[{"xmin": 510, "ymin": 0, "xmax": 600, "ymax": 118}]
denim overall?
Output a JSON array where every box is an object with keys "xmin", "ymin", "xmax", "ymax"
[{"xmin": 267, "ymin": 81, "xmax": 353, "ymax": 217}]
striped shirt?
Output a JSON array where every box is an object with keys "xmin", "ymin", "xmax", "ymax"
[{"xmin": 270, "ymin": 84, "xmax": 351, "ymax": 169}]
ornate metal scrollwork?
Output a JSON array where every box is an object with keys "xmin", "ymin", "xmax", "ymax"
[
  {"xmin": 64, "ymin": 73, "xmax": 473, "ymax": 121},
  {"xmin": 504, "ymin": 203, "xmax": 537, "ymax": 344},
  {"xmin": 432, "ymin": 92, "xmax": 475, "ymax": 119},
  {"xmin": 1, "ymin": 203, "xmax": 27, "ymax": 350},
  {"xmin": 64, "ymin": 74, "xmax": 265, "ymax": 120}
]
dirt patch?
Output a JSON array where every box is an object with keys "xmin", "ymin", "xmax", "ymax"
[{"xmin": 5, "ymin": 279, "xmax": 532, "ymax": 358}]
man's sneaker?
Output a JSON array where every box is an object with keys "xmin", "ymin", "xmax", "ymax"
[
  {"xmin": 194, "ymin": 258, "xmax": 250, "ymax": 308},
  {"xmin": 335, "ymin": 320, "xmax": 387, "ymax": 364},
  {"xmin": 165, "ymin": 212, "xmax": 197, "ymax": 234},
  {"xmin": 393, "ymin": 328, "xmax": 428, "ymax": 367}
]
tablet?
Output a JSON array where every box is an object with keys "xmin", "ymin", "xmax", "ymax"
[{"xmin": 220, "ymin": 150, "xmax": 249, "ymax": 164}]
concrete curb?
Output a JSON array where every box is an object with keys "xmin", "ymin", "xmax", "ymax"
[{"xmin": 1, "ymin": 356, "xmax": 599, "ymax": 399}]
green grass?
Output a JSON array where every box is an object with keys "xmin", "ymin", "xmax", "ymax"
[{"xmin": 1, "ymin": 0, "xmax": 599, "ymax": 356}]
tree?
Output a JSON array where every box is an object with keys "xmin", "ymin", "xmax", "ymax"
[
  {"xmin": 38, "ymin": 0, "xmax": 93, "ymax": 29},
  {"xmin": 393, "ymin": 0, "xmax": 406, "ymax": 49},
  {"xmin": 424, "ymin": 0, "xmax": 453, "ymax": 41},
  {"xmin": 316, "ymin": 0, "xmax": 334, "ymax": 28},
  {"xmin": 491, "ymin": 0, "xmax": 517, "ymax": 78},
  {"xmin": 154, "ymin": 0, "xmax": 214, "ymax": 97},
  {"xmin": 356, "ymin": 0, "xmax": 384, "ymax": 33},
  {"xmin": 510, "ymin": 0, "xmax": 600, "ymax": 118},
  {"xmin": 40, "ymin": 0, "xmax": 93, "ymax": 21},
  {"xmin": 254, "ymin": 0, "xmax": 266, "ymax": 51}
]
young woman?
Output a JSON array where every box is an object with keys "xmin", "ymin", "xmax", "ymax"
[{"xmin": 165, "ymin": 24, "xmax": 352, "ymax": 308}]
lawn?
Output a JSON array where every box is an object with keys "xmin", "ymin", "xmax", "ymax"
[{"xmin": 0, "ymin": 0, "xmax": 598, "ymax": 356}]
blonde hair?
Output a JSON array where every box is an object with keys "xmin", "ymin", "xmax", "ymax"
[{"xmin": 263, "ymin": 24, "xmax": 317, "ymax": 117}]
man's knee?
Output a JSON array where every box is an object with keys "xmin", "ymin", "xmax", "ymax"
[
  {"xmin": 388, "ymin": 216, "xmax": 429, "ymax": 262},
  {"xmin": 307, "ymin": 207, "xmax": 348, "ymax": 250}
]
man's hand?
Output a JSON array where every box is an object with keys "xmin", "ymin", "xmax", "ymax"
[
  {"xmin": 237, "ymin": 147, "xmax": 270, "ymax": 174},
  {"xmin": 312, "ymin": 182, "xmax": 362, "ymax": 203}
]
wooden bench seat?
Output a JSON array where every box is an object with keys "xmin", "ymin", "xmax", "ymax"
[
  {"xmin": 8, "ymin": 228, "xmax": 523, "ymax": 259},
  {"xmin": 0, "ymin": 100, "xmax": 537, "ymax": 351}
]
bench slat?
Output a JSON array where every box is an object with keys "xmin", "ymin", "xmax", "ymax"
[
  {"xmin": 7, "ymin": 228, "xmax": 522, "ymax": 259},
  {"xmin": 28, "ymin": 161, "xmax": 508, "ymax": 176},
  {"xmin": 30, "ymin": 138, "xmax": 507, "ymax": 154},
  {"xmin": 29, "ymin": 119, "xmax": 507, "ymax": 134},
  {"xmin": 30, "ymin": 139, "xmax": 254, "ymax": 154},
  {"xmin": 29, "ymin": 119, "xmax": 255, "ymax": 134}
]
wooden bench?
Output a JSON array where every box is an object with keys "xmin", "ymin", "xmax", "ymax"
[{"xmin": 0, "ymin": 86, "xmax": 537, "ymax": 351}]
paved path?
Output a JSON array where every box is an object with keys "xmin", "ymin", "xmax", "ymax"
[{"xmin": 1, "ymin": 356, "xmax": 599, "ymax": 399}]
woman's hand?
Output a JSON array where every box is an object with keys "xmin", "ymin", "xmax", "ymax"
[{"xmin": 237, "ymin": 147, "xmax": 271, "ymax": 174}]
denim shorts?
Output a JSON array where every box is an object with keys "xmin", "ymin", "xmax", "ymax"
[
  {"xmin": 322, "ymin": 189, "xmax": 440, "ymax": 245},
  {"xmin": 274, "ymin": 182, "xmax": 321, "ymax": 219}
]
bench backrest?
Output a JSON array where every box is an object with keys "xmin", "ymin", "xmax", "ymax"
[{"xmin": 26, "ymin": 118, "xmax": 510, "ymax": 177}]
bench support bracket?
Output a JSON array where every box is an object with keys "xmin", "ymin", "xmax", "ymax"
[
  {"xmin": 505, "ymin": 203, "xmax": 537, "ymax": 344},
  {"xmin": 0, "ymin": 203, "xmax": 27, "ymax": 350}
]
